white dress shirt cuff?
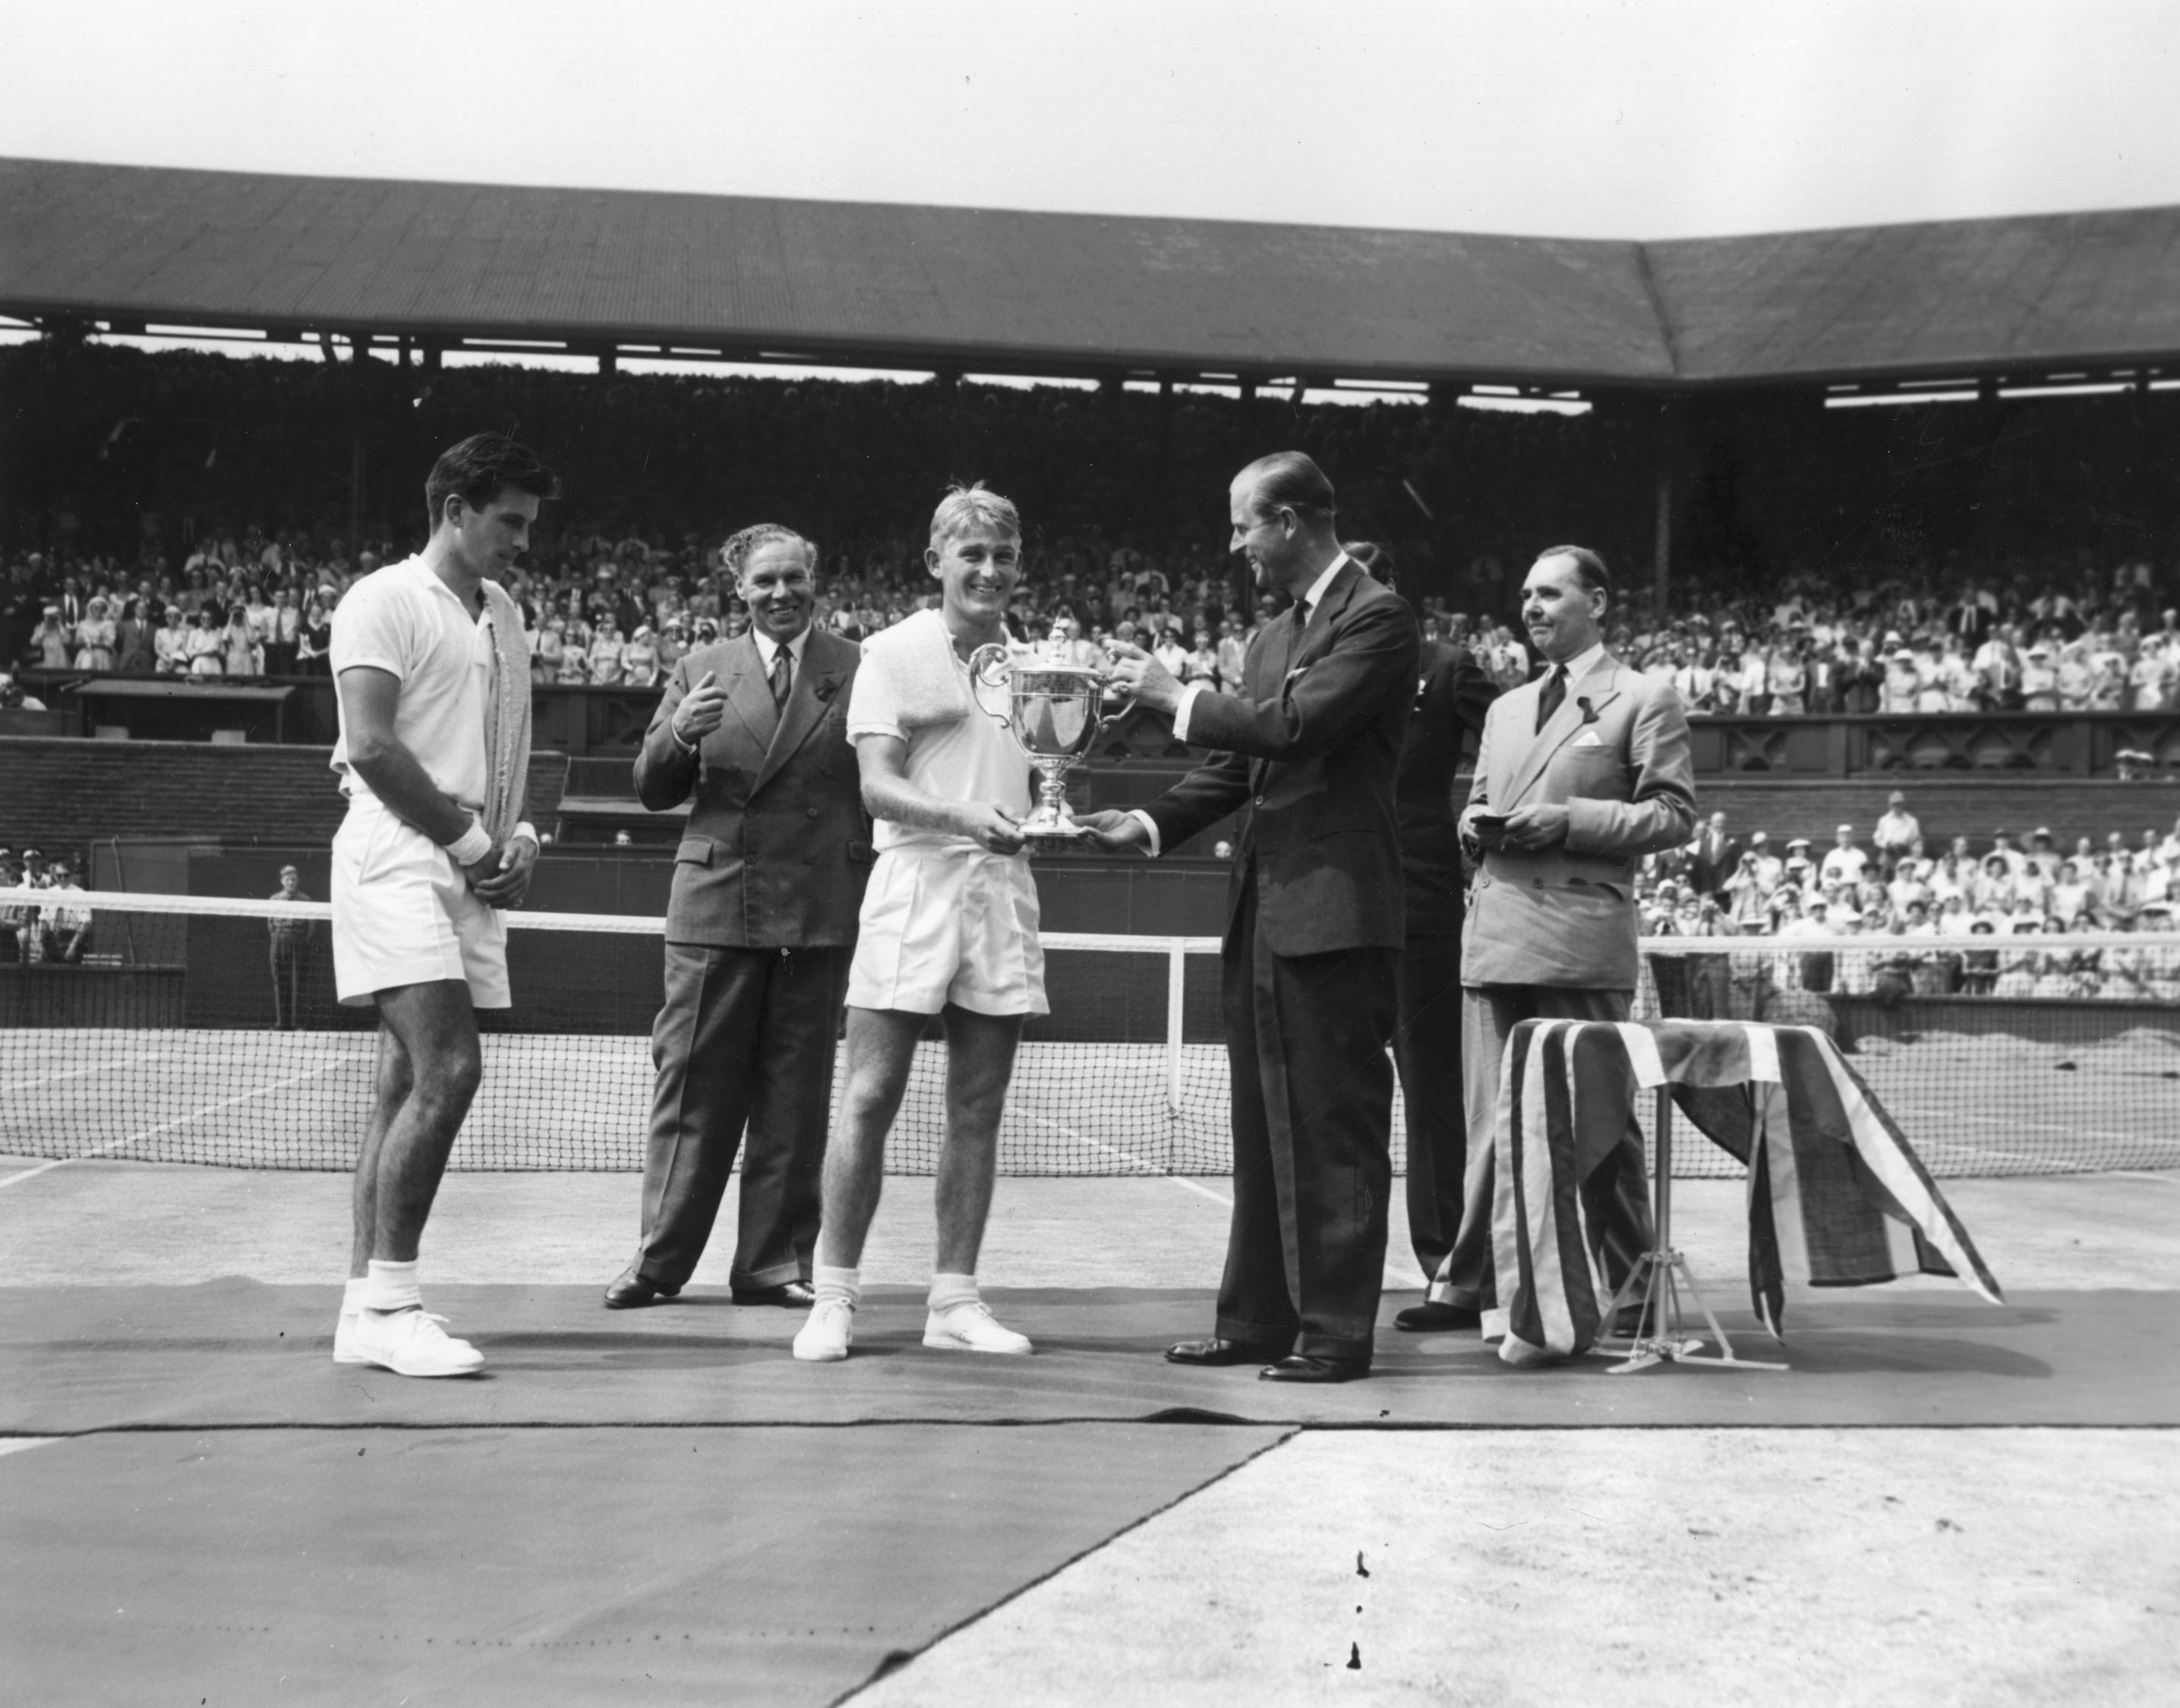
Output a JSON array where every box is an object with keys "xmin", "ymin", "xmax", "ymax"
[
  {"xmin": 1169, "ymin": 682, "xmax": 1208, "ymax": 744},
  {"xmin": 1125, "ymin": 810, "xmax": 1163, "ymax": 859}
]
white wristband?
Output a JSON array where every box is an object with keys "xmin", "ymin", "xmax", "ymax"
[{"xmin": 446, "ymin": 821, "xmax": 493, "ymax": 867}]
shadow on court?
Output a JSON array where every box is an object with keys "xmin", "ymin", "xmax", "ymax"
[{"xmin": 1, "ymin": 1423, "xmax": 1289, "ymax": 1708}]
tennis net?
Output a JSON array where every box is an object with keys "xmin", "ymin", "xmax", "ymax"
[{"xmin": 4, "ymin": 891, "xmax": 2175, "ymax": 1179}]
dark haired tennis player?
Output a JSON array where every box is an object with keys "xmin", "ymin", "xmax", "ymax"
[{"xmin": 328, "ymin": 433, "xmax": 558, "ymax": 1378}]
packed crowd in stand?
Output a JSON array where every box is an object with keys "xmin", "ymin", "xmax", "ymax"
[
  {"xmin": 1637, "ymin": 793, "xmax": 2180, "ymax": 1004},
  {"xmin": 8, "ymin": 519, "xmax": 2180, "ymax": 713}
]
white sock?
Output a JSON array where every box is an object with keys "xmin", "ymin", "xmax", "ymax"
[
  {"xmin": 813, "ymin": 1264, "xmax": 860, "ymax": 1308},
  {"xmin": 361, "ymin": 1259, "xmax": 422, "ymax": 1314},
  {"xmin": 340, "ymin": 1277, "xmax": 367, "ymax": 1317},
  {"xmin": 929, "ymin": 1272, "xmax": 980, "ymax": 1314}
]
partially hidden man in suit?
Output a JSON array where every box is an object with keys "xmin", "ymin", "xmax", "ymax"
[
  {"xmin": 1398, "ymin": 544, "xmax": 1697, "ymax": 1340},
  {"xmin": 604, "ymin": 524, "xmax": 870, "ymax": 1310},
  {"xmin": 1345, "ymin": 541, "xmax": 1500, "ymax": 1290},
  {"xmin": 1087, "ymin": 452, "xmax": 1419, "ymax": 1384}
]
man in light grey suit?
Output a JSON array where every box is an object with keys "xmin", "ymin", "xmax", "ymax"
[{"xmin": 1397, "ymin": 545, "xmax": 1697, "ymax": 1335}]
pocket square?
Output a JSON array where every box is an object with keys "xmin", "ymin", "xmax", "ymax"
[{"xmin": 1570, "ymin": 729, "xmax": 1607, "ymax": 748}]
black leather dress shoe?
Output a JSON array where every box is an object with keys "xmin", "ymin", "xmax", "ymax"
[
  {"xmin": 1259, "ymin": 1353, "xmax": 1371, "ymax": 1384},
  {"xmin": 603, "ymin": 1268, "xmax": 680, "ymax": 1310},
  {"xmin": 1393, "ymin": 1301, "xmax": 1481, "ymax": 1332},
  {"xmin": 1165, "ymin": 1336, "xmax": 1283, "ymax": 1367},
  {"xmin": 731, "ymin": 1279, "xmax": 817, "ymax": 1307}
]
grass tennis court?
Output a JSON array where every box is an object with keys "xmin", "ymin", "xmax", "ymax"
[{"xmin": 3, "ymin": 1153, "xmax": 2178, "ymax": 1705}]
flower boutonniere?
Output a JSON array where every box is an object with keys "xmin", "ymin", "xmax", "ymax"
[{"xmin": 1577, "ymin": 695, "xmax": 1600, "ymax": 725}]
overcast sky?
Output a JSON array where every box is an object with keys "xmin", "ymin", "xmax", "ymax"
[{"xmin": 4, "ymin": 0, "xmax": 2177, "ymax": 241}]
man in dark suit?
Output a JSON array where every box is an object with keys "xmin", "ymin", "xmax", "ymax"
[
  {"xmin": 1088, "ymin": 452, "xmax": 1419, "ymax": 1383},
  {"xmin": 1344, "ymin": 543, "xmax": 1500, "ymax": 1288},
  {"xmin": 604, "ymin": 524, "xmax": 870, "ymax": 1310},
  {"xmin": 1685, "ymin": 811, "xmax": 1740, "ymax": 904},
  {"xmin": 1397, "ymin": 545, "xmax": 1697, "ymax": 1339}
]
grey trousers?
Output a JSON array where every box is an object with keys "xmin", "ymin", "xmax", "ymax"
[
  {"xmin": 633, "ymin": 941, "xmax": 850, "ymax": 1291},
  {"xmin": 1425, "ymin": 983, "xmax": 1655, "ymax": 1311}
]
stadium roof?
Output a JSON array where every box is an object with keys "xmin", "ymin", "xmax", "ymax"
[{"xmin": 4, "ymin": 156, "xmax": 2178, "ymax": 393}]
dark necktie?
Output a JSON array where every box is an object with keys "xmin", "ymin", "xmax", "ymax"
[
  {"xmin": 769, "ymin": 644, "xmax": 793, "ymax": 710},
  {"xmin": 1535, "ymin": 663, "xmax": 1567, "ymax": 733},
  {"xmin": 1292, "ymin": 597, "xmax": 1311, "ymax": 630}
]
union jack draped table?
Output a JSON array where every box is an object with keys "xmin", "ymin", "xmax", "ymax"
[{"xmin": 1489, "ymin": 1018, "xmax": 2004, "ymax": 1369}]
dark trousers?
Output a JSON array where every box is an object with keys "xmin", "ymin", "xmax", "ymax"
[
  {"xmin": 1393, "ymin": 932, "xmax": 1465, "ymax": 1280},
  {"xmin": 1428, "ymin": 983, "xmax": 1655, "ymax": 1314},
  {"xmin": 37, "ymin": 925, "xmax": 90, "ymax": 964},
  {"xmin": 1216, "ymin": 880, "xmax": 1397, "ymax": 1363},
  {"xmin": 634, "ymin": 941, "xmax": 850, "ymax": 1292},
  {"xmin": 269, "ymin": 937, "xmax": 311, "ymax": 1029}
]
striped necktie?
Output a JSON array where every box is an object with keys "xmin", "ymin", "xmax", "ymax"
[{"xmin": 1535, "ymin": 663, "xmax": 1567, "ymax": 733}]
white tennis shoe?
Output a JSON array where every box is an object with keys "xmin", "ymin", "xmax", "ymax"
[
  {"xmin": 335, "ymin": 1308, "xmax": 456, "ymax": 1366},
  {"xmin": 348, "ymin": 1306, "xmax": 484, "ymax": 1378},
  {"xmin": 793, "ymin": 1297, "xmax": 856, "ymax": 1363},
  {"xmin": 923, "ymin": 1300, "xmax": 1032, "ymax": 1355}
]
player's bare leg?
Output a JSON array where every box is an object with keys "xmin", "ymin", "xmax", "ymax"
[
  {"xmin": 814, "ymin": 1006, "xmax": 924, "ymax": 1270},
  {"xmin": 342, "ymin": 978, "xmax": 486, "ymax": 1377},
  {"xmin": 932, "ymin": 1004, "xmax": 1023, "ymax": 1276},
  {"xmin": 794, "ymin": 1007, "xmax": 919, "ymax": 1360}
]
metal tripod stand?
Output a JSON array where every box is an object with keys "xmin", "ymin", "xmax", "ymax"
[{"xmin": 1598, "ymin": 1087, "xmax": 1787, "ymax": 1375}]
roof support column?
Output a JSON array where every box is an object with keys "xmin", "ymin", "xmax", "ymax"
[{"xmin": 1650, "ymin": 395, "xmax": 1684, "ymax": 614}]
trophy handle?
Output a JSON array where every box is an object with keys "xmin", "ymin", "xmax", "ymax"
[{"xmin": 966, "ymin": 642, "xmax": 1013, "ymax": 726}]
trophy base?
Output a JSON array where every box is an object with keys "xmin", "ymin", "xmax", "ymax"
[{"xmin": 1018, "ymin": 808, "xmax": 1090, "ymax": 843}]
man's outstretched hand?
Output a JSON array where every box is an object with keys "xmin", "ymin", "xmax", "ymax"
[
  {"xmin": 1101, "ymin": 641, "xmax": 1185, "ymax": 715},
  {"xmin": 1076, "ymin": 809, "xmax": 1150, "ymax": 854}
]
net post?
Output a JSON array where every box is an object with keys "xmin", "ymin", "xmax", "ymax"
[{"xmin": 1165, "ymin": 937, "xmax": 1186, "ymax": 1117}]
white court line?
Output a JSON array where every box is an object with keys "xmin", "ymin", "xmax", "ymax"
[
  {"xmin": 1882, "ymin": 1108, "xmax": 2179, "ymax": 1149},
  {"xmin": 1026, "ymin": 1112, "xmax": 1234, "ymax": 1207},
  {"xmin": 0, "ymin": 1439, "xmax": 58, "ymax": 1460},
  {"xmin": 0, "ymin": 1048, "xmax": 176, "ymax": 1095},
  {"xmin": 0, "ymin": 1053, "xmax": 371, "ymax": 1192},
  {"xmin": 2108, "ymin": 1171, "xmax": 2180, "ymax": 1186},
  {"xmin": 1024, "ymin": 1112, "xmax": 1432, "ymax": 1289}
]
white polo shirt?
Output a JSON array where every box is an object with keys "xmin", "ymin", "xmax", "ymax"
[
  {"xmin": 846, "ymin": 641, "xmax": 1031, "ymax": 856},
  {"xmin": 329, "ymin": 556, "xmax": 499, "ymax": 808}
]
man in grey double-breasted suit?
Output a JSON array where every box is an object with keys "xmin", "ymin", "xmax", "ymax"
[
  {"xmin": 1399, "ymin": 545, "xmax": 1697, "ymax": 1335},
  {"xmin": 604, "ymin": 525, "xmax": 870, "ymax": 1309}
]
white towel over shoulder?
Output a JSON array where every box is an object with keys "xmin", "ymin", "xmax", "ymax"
[{"xmin": 857, "ymin": 607, "xmax": 974, "ymax": 729}]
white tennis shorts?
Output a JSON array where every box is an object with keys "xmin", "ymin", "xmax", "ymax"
[
  {"xmin": 845, "ymin": 845, "xmax": 1047, "ymax": 1017},
  {"xmin": 330, "ymin": 796, "xmax": 511, "ymax": 1008}
]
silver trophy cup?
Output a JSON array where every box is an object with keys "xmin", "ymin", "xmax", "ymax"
[{"xmin": 967, "ymin": 643, "xmax": 1117, "ymax": 840}]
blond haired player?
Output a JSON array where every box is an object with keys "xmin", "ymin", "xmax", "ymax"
[{"xmin": 793, "ymin": 485, "xmax": 1045, "ymax": 1362}]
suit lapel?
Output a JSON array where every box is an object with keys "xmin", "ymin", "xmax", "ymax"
[
  {"xmin": 1286, "ymin": 563, "xmax": 1360, "ymax": 676},
  {"xmin": 1248, "ymin": 604, "xmax": 1308, "ymax": 789},
  {"xmin": 1502, "ymin": 654, "xmax": 1624, "ymax": 807},
  {"xmin": 724, "ymin": 632, "xmax": 778, "ymax": 749},
  {"xmin": 752, "ymin": 636, "xmax": 840, "ymax": 794}
]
